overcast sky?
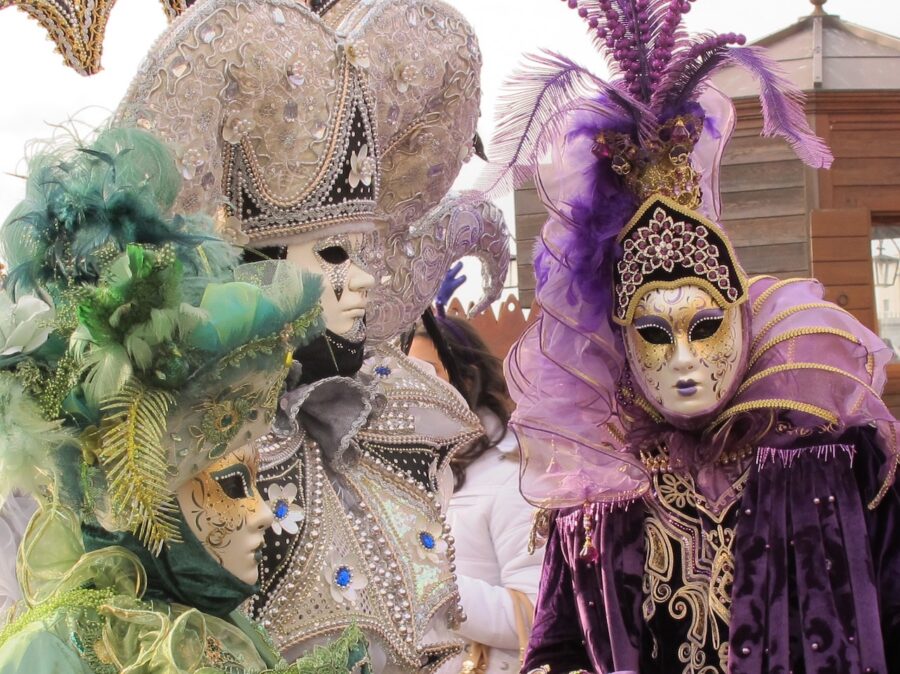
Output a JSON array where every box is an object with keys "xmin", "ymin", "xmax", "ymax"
[{"xmin": 1, "ymin": 0, "xmax": 898, "ymax": 302}]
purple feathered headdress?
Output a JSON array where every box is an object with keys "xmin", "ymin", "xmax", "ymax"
[
  {"xmin": 485, "ymin": 2, "xmax": 900, "ymax": 512},
  {"xmin": 479, "ymin": 0, "xmax": 833, "ymax": 335},
  {"xmin": 480, "ymin": 0, "xmax": 832, "ymax": 199}
]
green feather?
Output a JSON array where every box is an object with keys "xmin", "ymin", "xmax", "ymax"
[
  {"xmin": 80, "ymin": 344, "xmax": 133, "ymax": 408},
  {"xmin": 0, "ymin": 372, "xmax": 72, "ymax": 498}
]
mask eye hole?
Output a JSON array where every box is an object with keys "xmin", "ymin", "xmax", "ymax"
[
  {"xmin": 635, "ymin": 324, "xmax": 673, "ymax": 345},
  {"xmin": 211, "ymin": 468, "xmax": 252, "ymax": 500},
  {"xmin": 316, "ymin": 245, "xmax": 349, "ymax": 265},
  {"xmin": 689, "ymin": 316, "xmax": 724, "ymax": 341}
]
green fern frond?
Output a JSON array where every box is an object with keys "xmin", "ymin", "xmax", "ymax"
[
  {"xmin": 98, "ymin": 378, "xmax": 180, "ymax": 554},
  {"xmin": 290, "ymin": 305, "xmax": 324, "ymax": 343}
]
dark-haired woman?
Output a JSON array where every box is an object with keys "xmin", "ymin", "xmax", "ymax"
[{"xmin": 409, "ymin": 316, "xmax": 543, "ymax": 674}]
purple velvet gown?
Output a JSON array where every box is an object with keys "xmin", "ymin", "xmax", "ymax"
[{"xmin": 522, "ymin": 428, "xmax": 900, "ymax": 674}]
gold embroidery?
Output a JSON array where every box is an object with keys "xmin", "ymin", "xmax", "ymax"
[
  {"xmin": 641, "ymin": 447, "xmax": 753, "ymax": 474},
  {"xmin": 642, "ymin": 467, "xmax": 747, "ymax": 674}
]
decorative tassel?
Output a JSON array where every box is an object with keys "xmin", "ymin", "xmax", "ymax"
[
  {"xmin": 579, "ymin": 502, "xmax": 599, "ymax": 562},
  {"xmin": 757, "ymin": 443, "xmax": 855, "ymax": 469}
]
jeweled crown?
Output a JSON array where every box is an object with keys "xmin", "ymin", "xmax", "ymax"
[{"xmin": 593, "ymin": 114, "xmax": 703, "ymax": 210}]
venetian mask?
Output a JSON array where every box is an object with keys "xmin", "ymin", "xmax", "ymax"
[
  {"xmin": 286, "ymin": 232, "xmax": 376, "ymax": 341},
  {"xmin": 622, "ymin": 285, "xmax": 746, "ymax": 420},
  {"xmin": 176, "ymin": 446, "xmax": 273, "ymax": 585}
]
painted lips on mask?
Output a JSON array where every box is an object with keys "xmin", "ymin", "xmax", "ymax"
[{"xmin": 676, "ymin": 379, "xmax": 698, "ymax": 396}]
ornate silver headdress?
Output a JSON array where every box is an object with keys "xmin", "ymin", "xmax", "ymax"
[
  {"xmin": 117, "ymin": 0, "xmax": 382, "ymax": 243},
  {"xmin": 117, "ymin": 0, "xmax": 510, "ymax": 342},
  {"xmin": 117, "ymin": 0, "xmax": 482, "ymax": 239}
]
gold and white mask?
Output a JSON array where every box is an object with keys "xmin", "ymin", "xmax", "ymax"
[
  {"xmin": 623, "ymin": 285, "xmax": 745, "ymax": 419},
  {"xmin": 177, "ymin": 446, "xmax": 274, "ymax": 585}
]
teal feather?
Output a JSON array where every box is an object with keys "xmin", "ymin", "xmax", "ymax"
[
  {"xmin": 188, "ymin": 264, "xmax": 324, "ymax": 358},
  {"xmin": 0, "ymin": 126, "xmax": 326, "ymax": 552},
  {"xmin": 1, "ymin": 128, "xmax": 239, "ymax": 298}
]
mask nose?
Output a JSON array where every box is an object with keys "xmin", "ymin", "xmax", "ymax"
[
  {"xmin": 669, "ymin": 337, "xmax": 695, "ymax": 373},
  {"xmin": 347, "ymin": 262, "xmax": 376, "ymax": 293},
  {"xmin": 251, "ymin": 490, "xmax": 275, "ymax": 532}
]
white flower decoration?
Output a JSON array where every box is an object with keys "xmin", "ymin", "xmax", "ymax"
[
  {"xmin": 343, "ymin": 41, "xmax": 370, "ymax": 70},
  {"xmin": 266, "ymin": 483, "xmax": 305, "ymax": 535},
  {"xmin": 323, "ymin": 549, "xmax": 368, "ymax": 605},
  {"xmin": 392, "ymin": 62, "xmax": 422, "ymax": 94},
  {"xmin": 412, "ymin": 515, "xmax": 447, "ymax": 564},
  {"xmin": 348, "ymin": 144, "xmax": 376, "ymax": 189},
  {"xmin": 0, "ymin": 293, "xmax": 55, "ymax": 358}
]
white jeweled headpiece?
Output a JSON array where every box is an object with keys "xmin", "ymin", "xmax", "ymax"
[
  {"xmin": 117, "ymin": 0, "xmax": 482, "ymax": 243},
  {"xmin": 117, "ymin": 0, "xmax": 508, "ymax": 342}
]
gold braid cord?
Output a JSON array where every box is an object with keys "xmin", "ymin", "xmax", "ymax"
[
  {"xmin": 0, "ymin": 0, "xmax": 187, "ymax": 76},
  {"xmin": 99, "ymin": 378, "xmax": 179, "ymax": 553}
]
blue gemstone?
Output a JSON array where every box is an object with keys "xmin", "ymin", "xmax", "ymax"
[
  {"xmin": 374, "ymin": 365, "xmax": 391, "ymax": 377},
  {"xmin": 334, "ymin": 566, "xmax": 353, "ymax": 588},
  {"xmin": 274, "ymin": 500, "xmax": 289, "ymax": 520},
  {"xmin": 419, "ymin": 531, "xmax": 436, "ymax": 550}
]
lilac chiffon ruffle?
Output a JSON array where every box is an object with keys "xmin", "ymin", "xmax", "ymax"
[{"xmin": 508, "ymin": 271, "xmax": 900, "ymax": 509}]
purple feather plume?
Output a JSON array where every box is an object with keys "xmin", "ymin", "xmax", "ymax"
[
  {"xmin": 476, "ymin": 51, "xmax": 647, "ymax": 198},
  {"xmin": 652, "ymin": 32, "xmax": 740, "ymax": 110},
  {"xmin": 723, "ymin": 47, "xmax": 832, "ymax": 168},
  {"xmin": 480, "ymin": 0, "xmax": 832, "ymax": 202},
  {"xmin": 566, "ymin": 0, "xmax": 696, "ymax": 102},
  {"xmin": 656, "ymin": 41, "xmax": 832, "ymax": 168}
]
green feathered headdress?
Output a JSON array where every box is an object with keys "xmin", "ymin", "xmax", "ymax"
[
  {"xmin": 1, "ymin": 127, "xmax": 240, "ymax": 302},
  {"xmin": 0, "ymin": 128, "xmax": 325, "ymax": 554}
]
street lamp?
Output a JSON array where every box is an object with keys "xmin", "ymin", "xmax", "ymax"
[{"xmin": 873, "ymin": 240, "xmax": 900, "ymax": 288}]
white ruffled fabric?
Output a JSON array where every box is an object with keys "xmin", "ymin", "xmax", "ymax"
[{"xmin": 0, "ymin": 492, "xmax": 36, "ymax": 613}]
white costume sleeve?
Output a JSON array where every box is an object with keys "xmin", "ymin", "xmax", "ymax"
[{"xmin": 453, "ymin": 461, "xmax": 544, "ymax": 651}]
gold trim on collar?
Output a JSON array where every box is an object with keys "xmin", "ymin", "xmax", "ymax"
[
  {"xmin": 712, "ymin": 399, "xmax": 838, "ymax": 427},
  {"xmin": 734, "ymin": 362, "xmax": 880, "ymax": 399},
  {"xmin": 747, "ymin": 327, "xmax": 861, "ymax": 369},
  {"xmin": 751, "ymin": 277, "xmax": 810, "ymax": 316},
  {"xmin": 750, "ymin": 302, "xmax": 855, "ymax": 352}
]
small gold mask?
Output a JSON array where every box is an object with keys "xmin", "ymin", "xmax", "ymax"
[{"xmin": 176, "ymin": 446, "xmax": 274, "ymax": 584}]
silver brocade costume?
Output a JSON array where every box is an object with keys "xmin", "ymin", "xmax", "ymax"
[{"xmin": 249, "ymin": 344, "xmax": 481, "ymax": 671}]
